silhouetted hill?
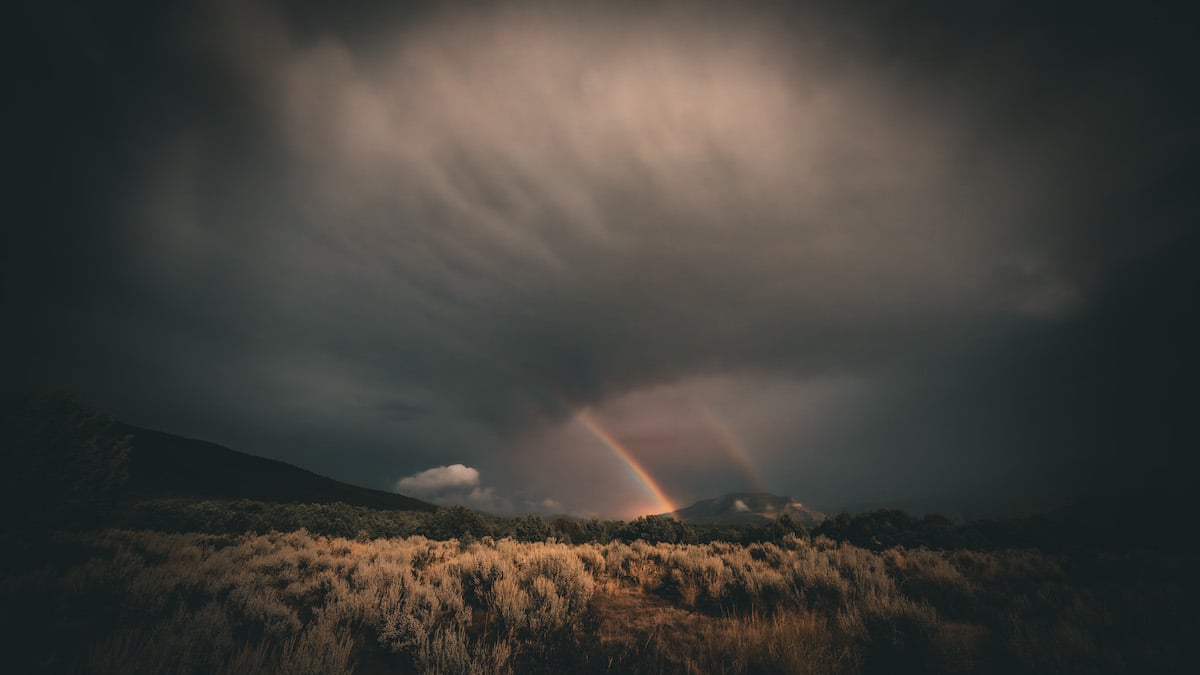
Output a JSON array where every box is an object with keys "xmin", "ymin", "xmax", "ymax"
[
  {"xmin": 672, "ymin": 493, "xmax": 826, "ymax": 527},
  {"xmin": 116, "ymin": 423, "xmax": 436, "ymax": 512}
]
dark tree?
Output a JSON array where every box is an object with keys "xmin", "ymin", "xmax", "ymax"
[{"xmin": 513, "ymin": 514, "xmax": 552, "ymax": 542}]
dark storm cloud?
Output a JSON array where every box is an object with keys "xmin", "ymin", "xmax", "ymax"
[{"xmin": 8, "ymin": 0, "xmax": 1197, "ymax": 515}]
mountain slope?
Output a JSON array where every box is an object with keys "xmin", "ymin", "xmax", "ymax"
[
  {"xmin": 672, "ymin": 493, "xmax": 826, "ymax": 527},
  {"xmin": 117, "ymin": 423, "xmax": 436, "ymax": 512}
]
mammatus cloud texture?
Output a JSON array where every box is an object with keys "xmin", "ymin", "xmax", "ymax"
[{"xmin": 8, "ymin": 0, "xmax": 1198, "ymax": 517}]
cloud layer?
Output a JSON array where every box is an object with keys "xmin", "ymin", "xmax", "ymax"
[{"xmin": 9, "ymin": 0, "xmax": 1197, "ymax": 517}]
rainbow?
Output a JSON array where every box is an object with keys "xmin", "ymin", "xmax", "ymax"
[
  {"xmin": 698, "ymin": 405, "xmax": 770, "ymax": 493},
  {"xmin": 576, "ymin": 410, "xmax": 676, "ymax": 517},
  {"xmin": 408, "ymin": 329, "xmax": 678, "ymax": 517}
]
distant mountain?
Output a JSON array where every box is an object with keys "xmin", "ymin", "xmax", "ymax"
[
  {"xmin": 671, "ymin": 493, "xmax": 826, "ymax": 527},
  {"xmin": 116, "ymin": 423, "xmax": 437, "ymax": 512}
]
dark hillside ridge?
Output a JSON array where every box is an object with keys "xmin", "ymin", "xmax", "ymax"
[{"xmin": 117, "ymin": 423, "xmax": 436, "ymax": 512}]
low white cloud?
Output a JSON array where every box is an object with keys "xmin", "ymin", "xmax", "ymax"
[
  {"xmin": 733, "ymin": 499, "xmax": 750, "ymax": 512},
  {"xmin": 395, "ymin": 464, "xmax": 561, "ymax": 516},
  {"xmin": 395, "ymin": 463, "xmax": 480, "ymax": 496},
  {"xmin": 462, "ymin": 487, "xmax": 514, "ymax": 514}
]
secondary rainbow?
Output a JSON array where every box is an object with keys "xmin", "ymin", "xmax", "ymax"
[
  {"xmin": 698, "ymin": 404, "xmax": 771, "ymax": 494},
  {"xmin": 576, "ymin": 410, "xmax": 676, "ymax": 517}
]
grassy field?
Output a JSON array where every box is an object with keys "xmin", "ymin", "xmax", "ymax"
[{"xmin": 4, "ymin": 528, "xmax": 1193, "ymax": 674}]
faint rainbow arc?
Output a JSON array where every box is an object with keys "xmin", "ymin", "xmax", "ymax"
[
  {"xmin": 698, "ymin": 404, "xmax": 771, "ymax": 493},
  {"xmin": 576, "ymin": 411, "xmax": 676, "ymax": 517}
]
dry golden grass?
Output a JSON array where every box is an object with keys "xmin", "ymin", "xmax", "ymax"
[{"xmin": 1, "ymin": 529, "xmax": 1190, "ymax": 673}]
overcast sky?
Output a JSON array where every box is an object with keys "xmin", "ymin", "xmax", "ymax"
[{"xmin": 8, "ymin": 0, "xmax": 1197, "ymax": 518}]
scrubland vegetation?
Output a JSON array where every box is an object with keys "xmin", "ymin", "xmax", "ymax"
[
  {"xmin": 3, "ymin": 392, "xmax": 1195, "ymax": 673},
  {"xmin": 5, "ymin": 528, "xmax": 1193, "ymax": 674}
]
